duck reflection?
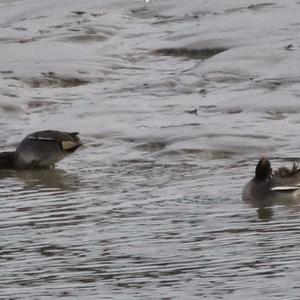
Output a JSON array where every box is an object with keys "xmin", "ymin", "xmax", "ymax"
[
  {"xmin": 256, "ymin": 206, "xmax": 274, "ymax": 221},
  {"xmin": 0, "ymin": 168, "xmax": 80, "ymax": 191}
]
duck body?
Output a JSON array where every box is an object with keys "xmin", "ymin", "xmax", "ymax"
[
  {"xmin": 0, "ymin": 130, "xmax": 81, "ymax": 169},
  {"xmin": 243, "ymin": 157, "xmax": 300, "ymax": 205}
]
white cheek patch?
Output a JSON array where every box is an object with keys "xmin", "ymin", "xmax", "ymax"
[{"xmin": 61, "ymin": 140, "xmax": 78, "ymax": 150}]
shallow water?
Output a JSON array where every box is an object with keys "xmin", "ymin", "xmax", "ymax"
[{"xmin": 1, "ymin": 0, "xmax": 300, "ymax": 299}]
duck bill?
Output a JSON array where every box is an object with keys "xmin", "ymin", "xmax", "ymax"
[{"xmin": 61, "ymin": 140, "xmax": 82, "ymax": 153}]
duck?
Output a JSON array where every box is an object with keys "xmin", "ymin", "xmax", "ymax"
[
  {"xmin": 0, "ymin": 130, "xmax": 82, "ymax": 169},
  {"xmin": 242, "ymin": 157, "xmax": 300, "ymax": 204}
]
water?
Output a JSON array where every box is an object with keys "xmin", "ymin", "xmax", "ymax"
[{"xmin": 0, "ymin": 0, "xmax": 300, "ymax": 299}]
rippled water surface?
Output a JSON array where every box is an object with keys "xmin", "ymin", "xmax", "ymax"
[{"xmin": 1, "ymin": 0, "xmax": 300, "ymax": 299}]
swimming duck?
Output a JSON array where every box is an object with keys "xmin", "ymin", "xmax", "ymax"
[
  {"xmin": 242, "ymin": 157, "xmax": 300, "ymax": 204},
  {"xmin": 0, "ymin": 130, "xmax": 81, "ymax": 169}
]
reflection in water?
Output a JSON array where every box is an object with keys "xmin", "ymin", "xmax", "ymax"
[
  {"xmin": 0, "ymin": 168, "xmax": 80, "ymax": 191},
  {"xmin": 257, "ymin": 206, "xmax": 274, "ymax": 221},
  {"xmin": 244, "ymin": 193, "xmax": 300, "ymax": 220},
  {"xmin": 244, "ymin": 195, "xmax": 300, "ymax": 220},
  {"xmin": 17, "ymin": 169, "xmax": 80, "ymax": 191}
]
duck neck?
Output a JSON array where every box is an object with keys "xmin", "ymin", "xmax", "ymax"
[{"xmin": 254, "ymin": 174, "xmax": 271, "ymax": 182}]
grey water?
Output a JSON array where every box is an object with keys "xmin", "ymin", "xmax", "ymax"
[{"xmin": 0, "ymin": 0, "xmax": 300, "ymax": 299}]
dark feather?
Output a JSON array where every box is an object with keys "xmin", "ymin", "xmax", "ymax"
[{"xmin": 273, "ymin": 162, "xmax": 300, "ymax": 177}]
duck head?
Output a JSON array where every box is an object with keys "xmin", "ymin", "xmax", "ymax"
[
  {"xmin": 59, "ymin": 132, "xmax": 82, "ymax": 153},
  {"xmin": 255, "ymin": 157, "xmax": 272, "ymax": 181}
]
